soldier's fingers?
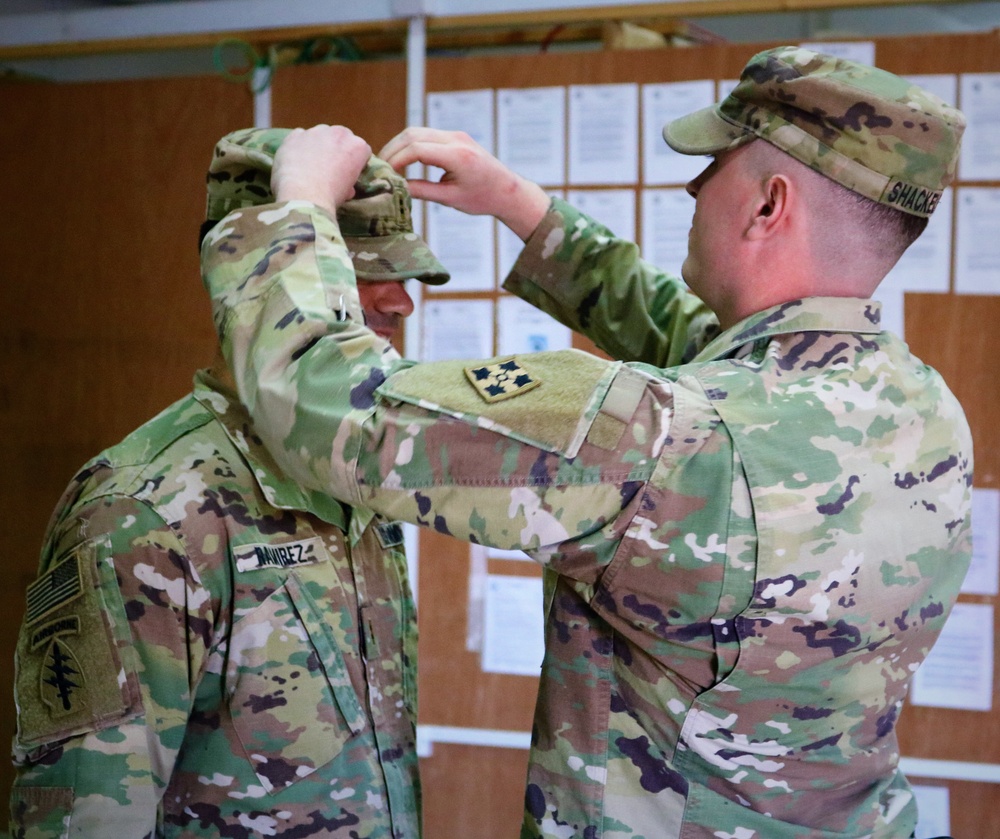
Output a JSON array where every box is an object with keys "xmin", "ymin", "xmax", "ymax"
[
  {"xmin": 403, "ymin": 178, "xmax": 447, "ymax": 203},
  {"xmin": 378, "ymin": 126, "xmax": 461, "ymax": 163},
  {"xmin": 383, "ymin": 141, "xmax": 466, "ymax": 179},
  {"xmin": 380, "ymin": 129, "xmax": 483, "ymax": 176}
]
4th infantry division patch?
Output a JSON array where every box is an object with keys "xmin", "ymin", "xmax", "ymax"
[{"xmin": 464, "ymin": 358, "xmax": 541, "ymax": 403}]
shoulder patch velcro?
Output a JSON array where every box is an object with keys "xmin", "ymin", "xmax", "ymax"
[
  {"xmin": 377, "ymin": 349, "xmax": 621, "ymax": 458},
  {"xmin": 15, "ymin": 539, "xmax": 141, "ymax": 754},
  {"xmin": 464, "ymin": 357, "xmax": 541, "ymax": 403}
]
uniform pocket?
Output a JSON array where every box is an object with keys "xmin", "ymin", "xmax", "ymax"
[{"xmin": 227, "ymin": 569, "xmax": 367, "ymax": 793}]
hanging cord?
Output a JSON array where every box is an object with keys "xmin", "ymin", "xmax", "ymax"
[
  {"xmin": 539, "ymin": 24, "xmax": 566, "ymax": 53},
  {"xmin": 212, "ymin": 36, "xmax": 363, "ymax": 93},
  {"xmin": 212, "ymin": 38, "xmax": 264, "ymax": 89}
]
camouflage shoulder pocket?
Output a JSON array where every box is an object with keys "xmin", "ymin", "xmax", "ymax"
[{"xmin": 14, "ymin": 537, "xmax": 143, "ymax": 758}]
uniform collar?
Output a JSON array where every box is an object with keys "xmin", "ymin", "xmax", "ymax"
[
  {"xmin": 192, "ymin": 366, "xmax": 349, "ymax": 530},
  {"xmin": 693, "ymin": 297, "xmax": 882, "ymax": 362}
]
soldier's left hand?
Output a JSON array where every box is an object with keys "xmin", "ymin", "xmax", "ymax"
[{"xmin": 379, "ymin": 126, "xmax": 549, "ymax": 240}]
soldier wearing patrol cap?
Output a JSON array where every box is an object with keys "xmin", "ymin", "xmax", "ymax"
[
  {"xmin": 9, "ymin": 129, "xmax": 448, "ymax": 838},
  {"xmin": 201, "ymin": 47, "xmax": 972, "ymax": 839}
]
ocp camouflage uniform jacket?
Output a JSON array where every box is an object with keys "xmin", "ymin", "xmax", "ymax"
[
  {"xmin": 10, "ymin": 367, "xmax": 420, "ymax": 839},
  {"xmin": 201, "ymin": 197, "xmax": 973, "ymax": 839}
]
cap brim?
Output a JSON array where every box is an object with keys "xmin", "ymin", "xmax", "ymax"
[
  {"xmin": 662, "ymin": 104, "xmax": 754, "ymax": 155},
  {"xmin": 345, "ymin": 233, "xmax": 450, "ymax": 286}
]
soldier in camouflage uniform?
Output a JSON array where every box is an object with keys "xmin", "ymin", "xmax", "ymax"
[
  {"xmin": 9, "ymin": 131, "xmax": 449, "ymax": 839},
  {"xmin": 200, "ymin": 48, "xmax": 973, "ymax": 838}
]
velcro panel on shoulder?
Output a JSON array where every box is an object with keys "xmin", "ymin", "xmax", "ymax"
[
  {"xmin": 377, "ymin": 349, "xmax": 620, "ymax": 458},
  {"xmin": 15, "ymin": 537, "xmax": 142, "ymax": 756},
  {"xmin": 586, "ymin": 365, "xmax": 648, "ymax": 451}
]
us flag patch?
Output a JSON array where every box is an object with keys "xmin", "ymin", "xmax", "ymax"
[
  {"xmin": 26, "ymin": 555, "xmax": 83, "ymax": 626},
  {"xmin": 464, "ymin": 358, "xmax": 541, "ymax": 403}
]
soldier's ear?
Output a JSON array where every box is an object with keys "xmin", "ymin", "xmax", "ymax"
[{"xmin": 747, "ymin": 175, "xmax": 789, "ymax": 239}]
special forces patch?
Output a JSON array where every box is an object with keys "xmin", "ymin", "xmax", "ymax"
[
  {"xmin": 33, "ymin": 618, "xmax": 86, "ymax": 718},
  {"xmin": 464, "ymin": 357, "xmax": 541, "ymax": 403}
]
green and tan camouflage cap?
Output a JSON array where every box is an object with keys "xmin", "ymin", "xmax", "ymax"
[
  {"xmin": 205, "ymin": 127, "xmax": 450, "ymax": 284},
  {"xmin": 663, "ymin": 46, "xmax": 965, "ymax": 217}
]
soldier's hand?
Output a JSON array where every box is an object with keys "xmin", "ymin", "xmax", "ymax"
[
  {"xmin": 273, "ymin": 125, "xmax": 372, "ymax": 215},
  {"xmin": 379, "ymin": 127, "xmax": 550, "ymax": 241}
]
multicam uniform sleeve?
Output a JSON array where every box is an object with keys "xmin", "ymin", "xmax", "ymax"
[
  {"xmin": 202, "ymin": 202, "xmax": 665, "ymax": 569},
  {"xmin": 10, "ymin": 495, "xmax": 214, "ymax": 837},
  {"xmin": 503, "ymin": 197, "xmax": 721, "ymax": 366}
]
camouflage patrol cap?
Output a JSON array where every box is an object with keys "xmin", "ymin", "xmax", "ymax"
[
  {"xmin": 663, "ymin": 46, "xmax": 965, "ymax": 217},
  {"xmin": 206, "ymin": 127, "xmax": 450, "ymax": 284}
]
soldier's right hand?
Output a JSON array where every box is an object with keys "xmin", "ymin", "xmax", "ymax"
[
  {"xmin": 379, "ymin": 127, "xmax": 550, "ymax": 241},
  {"xmin": 273, "ymin": 125, "xmax": 372, "ymax": 216}
]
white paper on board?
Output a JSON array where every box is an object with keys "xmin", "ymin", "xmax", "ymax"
[
  {"xmin": 640, "ymin": 187, "xmax": 695, "ymax": 275},
  {"xmin": 421, "ymin": 298, "xmax": 494, "ymax": 361},
  {"xmin": 482, "ymin": 574, "xmax": 545, "ymax": 676},
  {"xmin": 962, "ymin": 488, "xmax": 1000, "ymax": 596},
  {"xmin": 642, "ymin": 80, "xmax": 714, "ymax": 185},
  {"xmin": 497, "ymin": 296, "xmax": 572, "ymax": 356},
  {"xmin": 567, "ymin": 189, "xmax": 636, "ymax": 243},
  {"xmin": 911, "ymin": 602, "xmax": 994, "ymax": 711},
  {"xmin": 497, "ymin": 86, "xmax": 566, "ymax": 186},
  {"xmin": 425, "ymin": 203, "xmax": 496, "ymax": 292},
  {"xmin": 800, "ymin": 41, "xmax": 876, "ymax": 66},
  {"xmin": 954, "ymin": 187, "xmax": 1000, "ymax": 294},
  {"xmin": 912, "ymin": 785, "xmax": 950, "ymax": 839},
  {"xmin": 568, "ymin": 83, "xmax": 639, "ymax": 185},
  {"xmin": 426, "ymin": 88, "xmax": 495, "ymax": 182},
  {"xmin": 882, "ymin": 190, "xmax": 953, "ymax": 295},
  {"xmin": 959, "ymin": 73, "xmax": 1000, "ymax": 181},
  {"xmin": 877, "ymin": 285, "xmax": 906, "ymax": 341}
]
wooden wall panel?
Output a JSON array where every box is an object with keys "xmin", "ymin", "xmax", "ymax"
[
  {"xmin": 0, "ymin": 73, "xmax": 253, "ymax": 818},
  {"xmin": 271, "ymin": 58, "xmax": 409, "ymax": 157},
  {"xmin": 910, "ymin": 778, "xmax": 1000, "ymax": 837},
  {"xmin": 419, "ymin": 743, "xmax": 529, "ymax": 838},
  {"xmin": 415, "ymin": 532, "xmax": 539, "ymax": 730}
]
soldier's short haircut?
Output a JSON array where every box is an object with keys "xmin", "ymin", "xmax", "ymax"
[{"xmin": 825, "ymin": 177, "xmax": 929, "ymax": 257}]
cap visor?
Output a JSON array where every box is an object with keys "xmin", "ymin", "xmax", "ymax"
[
  {"xmin": 663, "ymin": 104, "xmax": 752, "ymax": 155},
  {"xmin": 346, "ymin": 234, "xmax": 451, "ymax": 285}
]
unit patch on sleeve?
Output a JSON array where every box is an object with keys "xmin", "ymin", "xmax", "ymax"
[
  {"xmin": 234, "ymin": 536, "xmax": 325, "ymax": 572},
  {"xmin": 33, "ymin": 617, "xmax": 86, "ymax": 719},
  {"xmin": 464, "ymin": 357, "xmax": 541, "ymax": 403}
]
